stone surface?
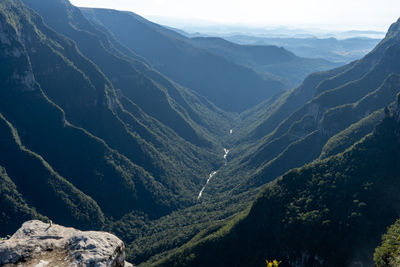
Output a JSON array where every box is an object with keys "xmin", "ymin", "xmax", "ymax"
[{"xmin": 0, "ymin": 220, "xmax": 134, "ymax": 267}]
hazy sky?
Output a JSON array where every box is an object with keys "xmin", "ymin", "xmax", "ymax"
[{"xmin": 70, "ymin": 0, "xmax": 400, "ymax": 31}]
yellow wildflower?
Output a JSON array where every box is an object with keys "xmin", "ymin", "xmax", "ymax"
[
  {"xmin": 266, "ymin": 260, "xmax": 281, "ymax": 267},
  {"xmin": 273, "ymin": 260, "xmax": 281, "ymax": 266}
]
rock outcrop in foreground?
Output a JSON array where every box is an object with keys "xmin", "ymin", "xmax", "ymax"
[{"xmin": 0, "ymin": 220, "xmax": 133, "ymax": 267}]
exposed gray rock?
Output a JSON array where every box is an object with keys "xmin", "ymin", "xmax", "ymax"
[{"xmin": 0, "ymin": 220, "xmax": 134, "ymax": 267}]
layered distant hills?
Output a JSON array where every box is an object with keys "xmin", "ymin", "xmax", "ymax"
[
  {"xmin": 224, "ymin": 35, "xmax": 381, "ymax": 63},
  {"xmin": 188, "ymin": 37, "xmax": 338, "ymax": 87},
  {"xmin": 79, "ymin": 8, "xmax": 284, "ymax": 112},
  {"xmin": 80, "ymin": 8, "xmax": 338, "ymax": 111},
  {"xmin": 1, "ymin": 0, "xmax": 400, "ymax": 266}
]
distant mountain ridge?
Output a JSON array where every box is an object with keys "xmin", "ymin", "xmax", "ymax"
[
  {"xmin": 80, "ymin": 8, "xmax": 286, "ymax": 112},
  {"xmin": 188, "ymin": 36, "xmax": 338, "ymax": 86},
  {"xmin": 81, "ymin": 8, "xmax": 340, "ymax": 106},
  {"xmin": 224, "ymin": 35, "xmax": 381, "ymax": 63}
]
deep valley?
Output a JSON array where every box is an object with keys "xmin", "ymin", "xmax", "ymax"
[{"xmin": 1, "ymin": 1, "xmax": 400, "ymax": 266}]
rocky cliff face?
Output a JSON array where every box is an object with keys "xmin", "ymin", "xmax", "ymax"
[{"xmin": 0, "ymin": 220, "xmax": 133, "ymax": 267}]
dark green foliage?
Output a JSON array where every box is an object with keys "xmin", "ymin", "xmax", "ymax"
[
  {"xmin": 0, "ymin": 165, "xmax": 47, "ymax": 236},
  {"xmin": 116, "ymin": 190, "xmax": 254, "ymax": 265},
  {"xmin": 320, "ymin": 109, "xmax": 383, "ymax": 159},
  {"xmin": 0, "ymin": 113, "xmax": 105, "ymax": 230},
  {"xmin": 374, "ymin": 219, "xmax": 400, "ymax": 267}
]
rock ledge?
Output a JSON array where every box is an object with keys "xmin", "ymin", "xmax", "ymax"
[{"xmin": 0, "ymin": 220, "xmax": 133, "ymax": 267}]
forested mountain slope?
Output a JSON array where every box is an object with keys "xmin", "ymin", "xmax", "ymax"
[
  {"xmin": 0, "ymin": 0, "xmax": 232, "ymax": 237},
  {"xmin": 0, "ymin": 0, "xmax": 181, "ymax": 232},
  {"xmin": 156, "ymin": 98, "xmax": 400, "ymax": 267},
  {"xmin": 222, "ymin": 18, "xmax": 400, "ymax": 193},
  {"xmin": 22, "ymin": 0, "xmax": 233, "ymax": 146},
  {"xmin": 240, "ymin": 19, "xmax": 400, "ymax": 144},
  {"xmin": 374, "ymin": 219, "xmax": 400, "ymax": 267}
]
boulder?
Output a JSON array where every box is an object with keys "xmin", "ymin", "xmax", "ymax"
[{"xmin": 0, "ymin": 220, "xmax": 134, "ymax": 266}]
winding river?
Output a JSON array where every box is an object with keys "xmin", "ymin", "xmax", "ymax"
[
  {"xmin": 197, "ymin": 171, "xmax": 218, "ymax": 200},
  {"xmin": 197, "ymin": 146, "xmax": 231, "ymax": 200}
]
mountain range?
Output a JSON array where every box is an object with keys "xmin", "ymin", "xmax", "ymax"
[
  {"xmin": 188, "ymin": 37, "xmax": 338, "ymax": 87},
  {"xmin": 1, "ymin": 0, "xmax": 400, "ymax": 266},
  {"xmin": 224, "ymin": 35, "xmax": 381, "ymax": 63}
]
